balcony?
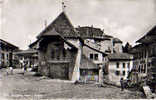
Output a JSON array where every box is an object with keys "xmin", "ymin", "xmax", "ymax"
[{"xmin": 47, "ymin": 57, "xmax": 71, "ymax": 63}]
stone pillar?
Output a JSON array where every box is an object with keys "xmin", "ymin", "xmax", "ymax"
[
  {"xmin": 145, "ymin": 49, "xmax": 148, "ymax": 74},
  {"xmin": 71, "ymin": 40, "xmax": 82, "ymax": 82}
]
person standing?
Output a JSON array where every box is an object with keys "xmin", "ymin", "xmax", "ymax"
[
  {"xmin": 23, "ymin": 60, "xmax": 27, "ymax": 75},
  {"xmin": 120, "ymin": 77, "xmax": 124, "ymax": 91}
]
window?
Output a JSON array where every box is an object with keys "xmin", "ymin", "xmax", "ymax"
[
  {"xmin": 123, "ymin": 71, "xmax": 125, "ymax": 76},
  {"xmin": 123, "ymin": 63, "xmax": 125, "ymax": 68},
  {"xmin": 141, "ymin": 65, "xmax": 144, "ymax": 73},
  {"xmin": 138, "ymin": 65, "xmax": 141, "ymax": 73},
  {"xmin": 95, "ymin": 40, "xmax": 101, "ymax": 43},
  {"xmin": 127, "ymin": 63, "xmax": 130, "ymax": 69},
  {"xmin": 1, "ymin": 53, "xmax": 4, "ymax": 59},
  {"xmin": 90, "ymin": 53, "xmax": 99, "ymax": 60},
  {"xmin": 51, "ymin": 50, "xmax": 55, "ymax": 59},
  {"xmin": 90, "ymin": 54, "xmax": 94, "ymax": 60},
  {"xmin": 148, "ymin": 62, "xmax": 151, "ymax": 67},
  {"xmin": 54, "ymin": 42, "xmax": 61, "ymax": 46},
  {"xmin": 116, "ymin": 62, "xmax": 119, "ymax": 68},
  {"xmin": 95, "ymin": 54, "xmax": 98, "ymax": 60},
  {"xmin": 63, "ymin": 48, "xmax": 66, "ymax": 58},
  {"xmin": 115, "ymin": 71, "xmax": 120, "ymax": 76},
  {"xmin": 80, "ymin": 69, "xmax": 86, "ymax": 76},
  {"xmin": 57, "ymin": 52, "xmax": 60, "ymax": 60},
  {"xmin": 7, "ymin": 54, "xmax": 9, "ymax": 60},
  {"xmin": 113, "ymin": 42, "xmax": 115, "ymax": 46},
  {"xmin": 144, "ymin": 64, "xmax": 146, "ymax": 73},
  {"xmin": 144, "ymin": 50, "xmax": 146, "ymax": 58},
  {"xmin": 108, "ymin": 47, "xmax": 111, "ymax": 51}
]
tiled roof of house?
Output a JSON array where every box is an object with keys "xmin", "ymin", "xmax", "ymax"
[
  {"xmin": 29, "ymin": 39, "xmax": 39, "ymax": 48},
  {"xmin": 76, "ymin": 26, "xmax": 103, "ymax": 38},
  {"xmin": 0, "ymin": 39, "xmax": 19, "ymax": 49},
  {"xmin": 136, "ymin": 25, "xmax": 156, "ymax": 43},
  {"xmin": 108, "ymin": 53, "xmax": 133, "ymax": 60},
  {"xmin": 41, "ymin": 28, "xmax": 60, "ymax": 37},
  {"xmin": 38, "ymin": 32, "xmax": 78, "ymax": 50},
  {"xmin": 37, "ymin": 12, "xmax": 78, "ymax": 39},
  {"xmin": 129, "ymin": 43, "xmax": 145, "ymax": 54},
  {"xmin": 80, "ymin": 54, "xmax": 99, "ymax": 69},
  {"xmin": 84, "ymin": 43, "xmax": 107, "ymax": 56}
]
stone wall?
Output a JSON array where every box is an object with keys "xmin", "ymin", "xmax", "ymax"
[
  {"xmin": 83, "ymin": 46, "xmax": 103, "ymax": 64},
  {"xmin": 108, "ymin": 60, "xmax": 133, "ymax": 85},
  {"xmin": 100, "ymin": 39, "xmax": 113, "ymax": 53},
  {"xmin": 114, "ymin": 43, "xmax": 123, "ymax": 53}
]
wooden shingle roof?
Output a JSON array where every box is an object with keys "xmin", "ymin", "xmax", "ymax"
[
  {"xmin": 76, "ymin": 26, "xmax": 103, "ymax": 38},
  {"xmin": 41, "ymin": 28, "xmax": 60, "ymax": 37},
  {"xmin": 37, "ymin": 12, "xmax": 78, "ymax": 39}
]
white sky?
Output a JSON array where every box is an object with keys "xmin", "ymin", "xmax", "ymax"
[{"xmin": 1, "ymin": 0, "xmax": 156, "ymax": 50}]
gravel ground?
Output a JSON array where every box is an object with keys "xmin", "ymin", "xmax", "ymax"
[{"xmin": 0, "ymin": 68, "xmax": 145, "ymax": 99}]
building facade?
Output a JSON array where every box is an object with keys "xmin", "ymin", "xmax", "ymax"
[
  {"xmin": 107, "ymin": 53, "xmax": 133, "ymax": 85},
  {"xmin": 76, "ymin": 26, "xmax": 123, "ymax": 68},
  {"xmin": 129, "ymin": 25, "xmax": 156, "ymax": 92},
  {"xmin": 31, "ymin": 12, "xmax": 81, "ymax": 80},
  {"xmin": 29, "ymin": 11, "xmax": 127, "ymax": 84},
  {"xmin": 38, "ymin": 34, "xmax": 78, "ymax": 80},
  {"xmin": 0, "ymin": 39, "xmax": 19, "ymax": 68}
]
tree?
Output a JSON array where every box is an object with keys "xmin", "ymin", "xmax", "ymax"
[{"xmin": 123, "ymin": 42, "xmax": 132, "ymax": 53}]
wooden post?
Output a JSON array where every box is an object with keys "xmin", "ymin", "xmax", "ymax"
[
  {"xmin": 0, "ymin": 40, "xmax": 1, "ymax": 67},
  {"xmin": 146, "ymin": 48, "xmax": 148, "ymax": 74}
]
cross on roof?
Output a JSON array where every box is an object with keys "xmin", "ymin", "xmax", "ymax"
[{"xmin": 62, "ymin": 1, "xmax": 66, "ymax": 12}]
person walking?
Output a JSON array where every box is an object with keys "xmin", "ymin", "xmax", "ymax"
[
  {"xmin": 10, "ymin": 66, "xmax": 13, "ymax": 75},
  {"xmin": 120, "ymin": 77, "xmax": 124, "ymax": 91},
  {"xmin": 23, "ymin": 60, "xmax": 27, "ymax": 75}
]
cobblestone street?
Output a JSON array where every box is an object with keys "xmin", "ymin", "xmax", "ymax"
[{"xmin": 0, "ymin": 68, "xmax": 145, "ymax": 99}]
